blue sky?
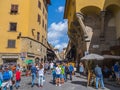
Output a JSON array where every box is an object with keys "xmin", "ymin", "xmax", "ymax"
[{"xmin": 48, "ymin": 0, "xmax": 68, "ymax": 51}]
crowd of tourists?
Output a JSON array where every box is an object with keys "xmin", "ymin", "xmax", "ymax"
[
  {"xmin": 0, "ymin": 61, "xmax": 120, "ymax": 90},
  {"xmin": 0, "ymin": 64, "xmax": 21, "ymax": 90}
]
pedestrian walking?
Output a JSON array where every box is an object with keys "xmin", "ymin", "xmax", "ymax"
[
  {"xmin": 114, "ymin": 62, "xmax": 120, "ymax": 81},
  {"xmin": 68, "ymin": 63, "xmax": 74, "ymax": 80},
  {"xmin": 94, "ymin": 64, "xmax": 105, "ymax": 89},
  {"xmin": 15, "ymin": 69, "xmax": 21, "ymax": 89},
  {"xmin": 64, "ymin": 63, "xmax": 69, "ymax": 81},
  {"xmin": 50, "ymin": 62, "xmax": 54, "ymax": 72},
  {"xmin": 30, "ymin": 64, "xmax": 37, "ymax": 87},
  {"xmin": 79, "ymin": 62, "xmax": 84, "ymax": 77},
  {"xmin": 38, "ymin": 64, "xmax": 44, "ymax": 87},
  {"xmin": 52, "ymin": 67, "xmax": 56, "ymax": 84}
]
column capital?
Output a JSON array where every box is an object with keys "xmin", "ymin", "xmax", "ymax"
[
  {"xmin": 76, "ymin": 12, "xmax": 84, "ymax": 20},
  {"xmin": 100, "ymin": 11, "xmax": 106, "ymax": 17}
]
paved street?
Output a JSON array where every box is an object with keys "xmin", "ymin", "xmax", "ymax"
[{"xmin": 13, "ymin": 72, "xmax": 120, "ymax": 90}]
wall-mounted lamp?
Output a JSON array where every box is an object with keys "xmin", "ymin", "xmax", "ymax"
[
  {"xmin": 17, "ymin": 32, "xmax": 21, "ymax": 39},
  {"xmin": 32, "ymin": 29, "xmax": 35, "ymax": 36}
]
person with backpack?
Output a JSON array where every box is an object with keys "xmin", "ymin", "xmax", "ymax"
[
  {"xmin": 30, "ymin": 64, "xmax": 37, "ymax": 87},
  {"xmin": 68, "ymin": 63, "xmax": 74, "ymax": 80},
  {"xmin": 15, "ymin": 68, "xmax": 21, "ymax": 89},
  {"xmin": 2, "ymin": 66, "xmax": 12, "ymax": 90}
]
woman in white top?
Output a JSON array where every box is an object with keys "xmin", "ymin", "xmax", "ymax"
[
  {"xmin": 38, "ymin": 64, "xmax": 44, "ymax": 87},
  {"xmin": 55, "ymin": 64, "xmax": 61, "ymax": 86}
]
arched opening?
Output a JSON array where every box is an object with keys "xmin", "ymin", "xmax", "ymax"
[
  {"xmin": 105, "ymin": 4, "xmax": 120, "ymax": 39},
  {"xmin": 80, "ymin": 6, "xmax": 101, "ymax": 15}
]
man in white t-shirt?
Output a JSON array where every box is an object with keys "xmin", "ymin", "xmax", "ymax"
[
  {"xmin": 55, "ymin": 64, "xmax": 61, "ymax": 86},
  {"xmin": 50, "ymin": 62, "xmax": 54, "ymax": 70}
]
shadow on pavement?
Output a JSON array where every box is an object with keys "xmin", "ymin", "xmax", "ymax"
[
  {"xmin": 71, "ymin": 81, "xmax": 87, "ymax": 87},
  {"xmin": 75, "ymin": 75, "xmax": 87, "ymax": 79}
]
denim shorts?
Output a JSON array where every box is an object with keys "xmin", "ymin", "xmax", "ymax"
[
  {"xmin": 60, "ymin": 74, "xmax": 64, "ymax": 79},
  {"xmin": 56, "ymin": 74, "xmax": 61, "ymax": 78}
]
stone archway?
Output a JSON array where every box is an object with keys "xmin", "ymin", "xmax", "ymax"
[{"xmin": 105, "ymin": 4, "xmax": 120, "ymax": 39}]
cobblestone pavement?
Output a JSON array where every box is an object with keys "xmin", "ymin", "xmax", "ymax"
[{"xmin": 12, "ymin": 72, "xmax": 120, "ymax": 90}]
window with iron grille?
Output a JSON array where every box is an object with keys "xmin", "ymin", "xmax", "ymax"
[
  {"xmin": 8, "ymin": 40, "xmax": 16, "ymax": 48},
  {"xmin": 37, "ymin": 14, "xmax": 41, "ymax": 24},
  {"xmin": 10, "ymin": 4, "xmax": 18, "ymax": 14},
  {"xmin": 38, "ymin": 0, "xmax": 41, "ymax": 9},
  {"xmin": 10, "ymin": 22, "xmax": 17, "ymax": 31},
  {"xmin": 37, "ymin": 32, "xmax": 40, "ymax": 41}
]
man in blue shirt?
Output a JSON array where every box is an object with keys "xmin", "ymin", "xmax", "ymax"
[
  {"xmin": 68, "ymin": 64, "xmax": 74, "ymax": 80},
  {"xmin": 94, "ymin": 65, "xmax": 105, "ymax": 89},
  {"xmin": 114, "ymin": 62, "xmax": 119, "ymax": 81},
  {"xmin": 30, "ymin": 64, "xmax": 37, "ymax": 87}
]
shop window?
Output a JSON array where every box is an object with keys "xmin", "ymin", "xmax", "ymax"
[
  {"xmin": 38, "ymin": 0, "xmax": 41, "ymax": 9},
  {"xmin": 10, "ymin": 4, "xmax": 18, "ymax": 14},
  {"xmin": 10, "ymin": 22, "xmax": 17, "ymax": 31},
  {"xmin": 37, "ymin": 32, "xmax": 40, "ymax": 41},
  {"xmin": 8, "ymin": 40, "xmax": 16, "ymax": 48}
]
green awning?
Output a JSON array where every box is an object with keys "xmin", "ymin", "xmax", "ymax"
[{"xmin": 24, "ymin": 59, "xmax": 33, "ymax": 64}]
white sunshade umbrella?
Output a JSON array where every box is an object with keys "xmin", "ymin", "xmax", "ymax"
[
  {"xmin": 81, "ymin": 53, "xmax": 104, "ymax": 60},
  {"xmin": 103, "ymin": 55, "xmax": 120, "ymax": 60}
]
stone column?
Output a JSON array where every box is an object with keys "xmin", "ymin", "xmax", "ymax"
[{"xmin": 100, "ymin": 11, "xmax": 106, "ymax": 40}]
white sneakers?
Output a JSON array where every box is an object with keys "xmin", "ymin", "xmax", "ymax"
[
  {"xmin": 59, "ymin": 84, "xmax": 61, "ymax": 86},
  {"xmin": 56, "ymin": 84, "xmax": 61, "ymax": 86}
]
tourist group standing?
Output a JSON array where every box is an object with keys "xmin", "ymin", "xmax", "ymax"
[{"xmin": 51, "ymin": 62, "xmax": 74, "ymax": 86}]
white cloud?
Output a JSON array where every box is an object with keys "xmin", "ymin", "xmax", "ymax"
[
  {"xmin": 48, "ymin": 20, "xmax": 68, "ymax": 51},
  {"xmin": 49, "ymin": 40, "xmax": 59, "ymax": 45},
  {"xmin": 57, "ymin": 6, "xmax": 64, "ymax": 13},
  {"xmin": 48, "ymin": 20, "xmax": 67, "ymax": 32},
  {"xmin": 55, "ymin": 43, "xmax": 67, "ymax": 51}
]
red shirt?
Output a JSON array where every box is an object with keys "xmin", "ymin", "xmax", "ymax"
[{"xmin": 16, "ymin": 71, "xmax": 21, "ymax": 80}]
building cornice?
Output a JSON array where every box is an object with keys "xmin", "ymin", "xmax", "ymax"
[{"xmin": 64, "ymin": 0, "xmax": 70, "ymax": 19}]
